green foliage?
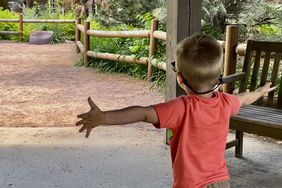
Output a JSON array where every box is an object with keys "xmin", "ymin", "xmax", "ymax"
[
  {"xmin": 0, "ymin": 7, "xmax": 18, "ymax": 40},
  {"xmin": 237, "ymin": 0, "xmax": 282, "ymax": 41},
  {"xmin": 95, "ymin": 0, "xmax": 165, "ymax": 27},
  {"xmin": 0, "ymin": 5, "xmax": 75, "ymax": 43},
  {"xmin": 202, "ymin": 24, "xmax": 223, "ymax": 39}
]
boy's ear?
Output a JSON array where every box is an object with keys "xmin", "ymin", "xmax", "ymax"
[
  {"xmin": 176, "ymin": 73, "xmax": 185, "ymax": 84},
  {"xmin": 176, "ymin": 73, "xmax": 190, "ymax": 94}
]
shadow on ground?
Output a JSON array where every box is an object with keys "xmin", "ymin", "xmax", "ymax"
[{"xmin": 227, "ymin": 135, "xmax": 282, "ymax": 188}]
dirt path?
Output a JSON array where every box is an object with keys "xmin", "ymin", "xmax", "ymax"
[{"xmin": 0, "ymin": 42, "xmax": 164, "ymax": 127}]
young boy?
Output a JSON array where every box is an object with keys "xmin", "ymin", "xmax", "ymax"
[{"xmin": 76, "ymin": 34, "xmax": 275, "ymax": 188}]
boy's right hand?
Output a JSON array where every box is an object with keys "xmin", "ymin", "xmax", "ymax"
[
  {"xmin": 76, "ymin": 97, "xmax": 103, "ymax": 138},
  {"xmin": 237, "ymin": 82, "xmax": 276, "ymax": 106},
  {"xmin": 256, "ymin": 82, "xmax": 277, "ymax": 96}
]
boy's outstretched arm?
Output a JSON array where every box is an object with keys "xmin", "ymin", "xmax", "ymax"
[
  {"xmin": 76, "ymin": 97, "xmax": 159, "ymax": 138},
  {"xmin": 237, "ymin": 82, "xmax": 276, "ymax": 107}
]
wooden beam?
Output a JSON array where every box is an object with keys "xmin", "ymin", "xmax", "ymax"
[
  {"xmin": 223, "ymin": 25, "xmax": 239, "ymax": 93},
  {"xmin": 87, "ymin": 51, "xmax": 148, "ymax": 65},
  {"xmin": 0, "ymin": 19, "xmax": 19, "ymax": 23},
  {"xmin": 87, "ymin": 30, "xmax": 150, "ymax": 38},
  {"xmin": 153, "ymin": 31, "xmax": 166, "ymax": 41},
  {"xmin": 166, "ymin": 0, "xmax": 202, "ymax": 100},
  {"xmin": 23, "ymin": 19, "xmax": 75, "ymax": 23},
  {"xmin": 165, "ymin": 0, "xmax": 202, "ymax": 144},
  {"xmin": 0, "ymin": 31, "xmax": 19, "ymax": 35}
]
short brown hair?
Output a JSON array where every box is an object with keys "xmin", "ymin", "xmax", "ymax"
[{"xmin": 176, "ymin": 33, "xmax": 223, "ymax": 92}]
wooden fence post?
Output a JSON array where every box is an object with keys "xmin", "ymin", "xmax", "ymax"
[
  {"xmin": 75, "ymin": 18, "xmax": 81, "ymax": 53},
  {"xmin": 148, "ymin": 19, "xmax": 158, "ymax": 81},
  {"xmin": 223, "ymin": 25, "xmax": 239, "ymax": 93},
  {"xmin": 84, "ymin": 21, "xmax": 90, "ymax": 66},
  {"xmin": 19, "ymin": 14, "xmax": 23, "ymax": 41}
]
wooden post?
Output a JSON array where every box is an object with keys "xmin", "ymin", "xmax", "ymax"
[
  {"xmin": 75, "ymin": 18, "xmax": 81, "ymax": 53},
  {"xmin": 148, "ymin": 19, "xmax": 158, "ymax": 81},
  {"xmin": 223, "ymin": 25, "xmax": 239, "ymax": 93},
  {"xmin": 83, "ymin": 21, "xmax": 90, "ymax": 66},
  {"xmin": 165, "ymin": 0, "xmax": 202, "ymax": 144},
  {"xmin": 19, "ymin": 14, "xmax": 23, "ymax": 41},
  {"xmin": 166, "ymin": 0, "xmax": 202, "ymax": 101},
  {"xmin": 0, "ymin": 0, "xmax": 8, "ymax": 9}
]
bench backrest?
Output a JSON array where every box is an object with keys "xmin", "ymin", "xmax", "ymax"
[{"xmin": 239, "ymin": 40, "xmax": 282, "ymax": 108}]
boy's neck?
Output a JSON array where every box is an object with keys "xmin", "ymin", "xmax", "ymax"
[{"xmin": 188, "ymin": 91, "xmax": 215, "ymax": 98}]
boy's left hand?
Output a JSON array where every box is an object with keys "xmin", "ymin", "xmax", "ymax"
[{"xmin": 76, "ymin": 97, "xmax": 103, "ymax": 138}]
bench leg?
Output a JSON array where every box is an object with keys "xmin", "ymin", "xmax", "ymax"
[{"xmin": 235, "ymin": 131, "xmax": 243, "ymax": 158}]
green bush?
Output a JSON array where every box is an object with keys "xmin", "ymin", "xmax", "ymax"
[
  {"xmin": 0, "ymin": 8, "xmax": 18, "ymax": 40},
  {"xmin": 0, "ymin": 7, "xmax": 75, "ymax": 43}
]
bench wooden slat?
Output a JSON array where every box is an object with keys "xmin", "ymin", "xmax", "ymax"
[
  {"xmin": 230, "ymin": 118, "xmax": 282, "ymax": 139},
  {"xmin": 239, "ymin": 41, "xmax": 254, "ymax": 93},
  {"xmin": 268, "ymin": 53, "xmax": 280, "ymax": 103},
  {"xmin": 252, "ymin": 41, "xmax": 282, "ymax": 52},
  {"xmin": 240, "ymin": 105, "xmax": 282, "ymax": 113},
  {"xmin": 234, "ymin": 105, "xmax": 282, "ymax": 127},
  {"xmin": 236, "ymin": 113, "xmax": 282, "ymax": 124},
  {"xmin": 240, "ymin": 109, "xmax": 282, "ymax": 119},
  {"xmin": 276, "ymin": 52, "xmax": 282, "ymax": 108},
  {"xmin": 257, "ymin": 51, "xmax": 271, "ymax": 104},
  {"xmin": 260, "ymin": 51, "xmax": 271, "ymax": 84},
  {"xmin": 278, "ymin": 77, "xmax": 282, "ymax": 109},
  {"xmin": 250, "ymin": 51, "xmax": 261, "ymax": 92}
]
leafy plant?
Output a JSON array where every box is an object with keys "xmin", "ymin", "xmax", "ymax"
[
  {"xmin": 0, "ymin": 4, "xmax": 75, "ymax": 42},
  {"xmin": 95, "ymin": 0, "xmax": 165, "ymax": 27},
  {"xmin": 237, "ymin": 0, "xmax": 282, "ymax": 41}
]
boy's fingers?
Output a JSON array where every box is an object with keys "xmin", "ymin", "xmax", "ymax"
[
  {"xmin": 76, "ymin": 120, "xmax": 84, "ymax": 126},
  {"xmin": 76, "ymin": 119, "xmax": 91, "ymax": 126},
  {"xmin": 77, "ymin": 112, "xmax": 88, "ymax": 119},
  {"xmin": 79, "ymin": 125, "xmax": 87, "ymax": 133},
  {"xmin": 268, "ymin": 86, "xmax": 277, "ymax": 92},
  {"xmin": 88, "ymin": 97, "xmax": 97, "ymax": 110},
  {"xmin": 86, "ymin": 128, "xmax": 91, "ymax": 138}
]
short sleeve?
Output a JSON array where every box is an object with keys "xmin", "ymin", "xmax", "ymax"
[
  {"xmin": 227, "ymin": 94, "xmax": 241, "ymax": 116},
  {"xmin": 152, "ymin": 97, "xmax": 186, "ymax": 129}
]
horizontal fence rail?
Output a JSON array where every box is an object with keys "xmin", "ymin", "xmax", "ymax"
[
  {"xmin": 76, "ymin": 41, "xmax": 84, "ymax": 52},
  {"xmin": 87, "ymin": 30, "xmax": 150, "ymax": 38},
  {"xmin": 0, "ymin": 31, "xmax": 19, "ymax": 35},
  {"xmin": 22, "ymin": 19, "xmax": 75, "ymax": 23},
  {"xmin": 87, "ymin": 51, "xmax": 149, "ymax": 65},
  {"xmin": 77, "ymin": 24, "xmax": 85, "ymax": 33},
  {"xmin": 0, "ymin": 19, "xmax": 19, "ymax": 22},
  {"xmin": 152, "ymin": 31, "xmax": 166, "ymax": 41}
]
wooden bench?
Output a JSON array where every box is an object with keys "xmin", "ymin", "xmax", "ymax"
[{"xmin": 225, "ymin": 40, "xmax": 282, "ymax": 157}]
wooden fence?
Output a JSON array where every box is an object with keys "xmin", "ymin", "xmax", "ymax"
[
  {"xmin": 75, "ymin": 18, "xmax": 167, "ymax": 81},
  {"xmin": 75, "ymin": 18, "xmax": 247, "ymax": 82},
  {"xmin": 0, "ymin": 13, "xmax": 75, "ymax": 41}
]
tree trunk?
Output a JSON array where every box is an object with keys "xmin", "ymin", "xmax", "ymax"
[
  {"xmin": 26, "ymin": 0, "xmax": 34, "ymax": 8},
  {"xmin": 0, "ymin": 0, "xmax": 8, "ymax": 9}
]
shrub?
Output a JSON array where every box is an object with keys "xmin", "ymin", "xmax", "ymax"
[{"xmin": 0, "ymin": 6, "xmax": 75, "ymax": 43}]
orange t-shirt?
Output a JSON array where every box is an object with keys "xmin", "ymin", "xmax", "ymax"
[{"xmin": 153, "ymin": 92, "xmax": 240, "ymax": 188}]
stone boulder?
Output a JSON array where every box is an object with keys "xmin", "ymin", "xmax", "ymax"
[{"xmin": 29, "ymin": 31, "xmax": 53, "ymax": 45}]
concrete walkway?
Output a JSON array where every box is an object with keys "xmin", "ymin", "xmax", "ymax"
[{"xmin": 0, "ymin": 128, "xmax": 281, "ymax": 188}]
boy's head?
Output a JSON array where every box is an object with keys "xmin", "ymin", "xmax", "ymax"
[{"xmin": 176, "ymin": 33, "xmax": 223, "ymax": 94}]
